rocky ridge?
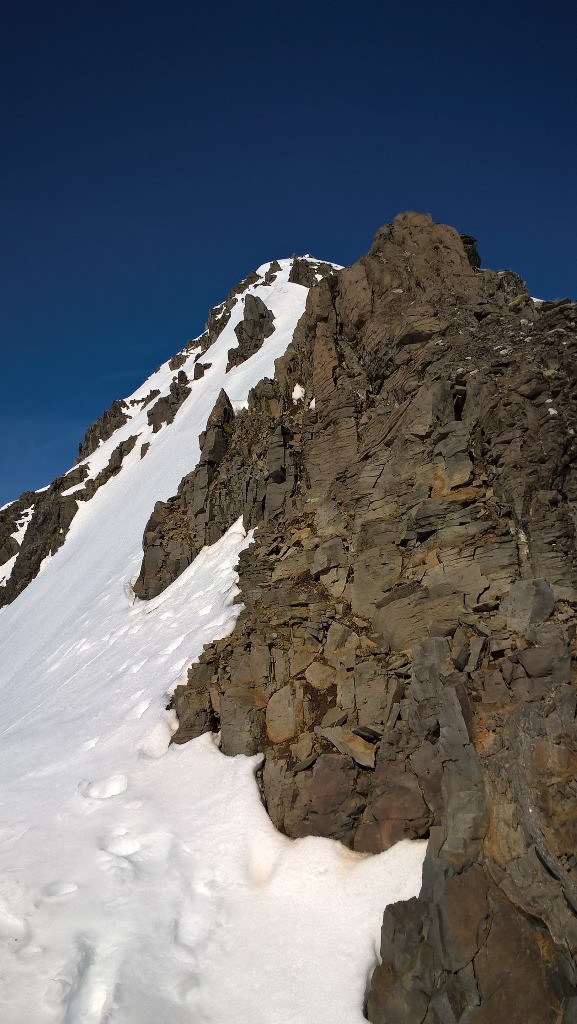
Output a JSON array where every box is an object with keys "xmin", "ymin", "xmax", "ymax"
[
  {"xmin": 3, "ymin": 218, "xmax": 577, "ymax": 1020},
  {"xmin": 0, "ymin": 256, "xmax": 332, "ymax": 608},
  {"xmin": 142, "ymin": 213, "xmax": 577, "ymax": 1021}
]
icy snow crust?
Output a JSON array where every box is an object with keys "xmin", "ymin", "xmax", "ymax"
[{"xmin": 0, "ymin": 259, "xmax": 425, "ymax": 1023}]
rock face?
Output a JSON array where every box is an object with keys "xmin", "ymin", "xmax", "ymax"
[
  {"xmin": 0, "ymin": 467, "xmax": 87, "ymax": 604},
  {"xmin": 146, "ymin": 371, "xmax": 191, "ymax": 432},
  {"xmin": 134, "ymin": 388, "xmax": 236, "ymax": 599},
  {"xmin": 226, "ymin": 293, "xmax": 275, "ymax": 371},
  {"xmin": 199, "ymin": 253, "xmax": 335, "ymax": 359},
  {"xmin": 153, "ymin": 213, "xmax": 577, "ymax": 1020},
  {"xmin": 77, "ymin": 398, "xmax": 129, "ymax": 460},
  {"xmin": 289, "ymin": 255, "xmax": 337, "ymax": 288}
]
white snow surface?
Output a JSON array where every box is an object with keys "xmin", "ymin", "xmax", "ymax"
[
  {"xmin": 0, "ymin": 258, "xmax": 425, "ymax": 1023},
  {"xmin": 0, "ymin": 553, "xmax": 17, "ymax": 587},
  {"xmin": 11, "ymin": 505, "xmax": 35, "ymax": 544}
]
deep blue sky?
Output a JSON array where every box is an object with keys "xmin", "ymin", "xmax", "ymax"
[{"xmin": 1, "ymin": 0, "xmax": 576, "ymax": 505}]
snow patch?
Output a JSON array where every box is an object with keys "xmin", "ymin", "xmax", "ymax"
[
  {"xmin": 0, "ymin": 554, "xmax": 18, "ymax": 588},
  {"xmin": 11, "ymin": 506, "xmax": 34, "ymax": 544}
]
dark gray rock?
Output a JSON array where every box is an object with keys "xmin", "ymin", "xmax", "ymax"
[
  {"xmin": 226, "ymin": 294, "xmax": 275, "ymax": 371},
  {"xmin": 163, "ymin": 214, "xmax": 577, "ymax": 1021},
  {"xmin": 288, "ymin": 256, "xmax": 335, "ymax": 288},
  {"xmin": 506, "ymin": 579, "xmax": 556, "ymax": 635},
  {"xmin": 147, "ymin": 372, "xmax": 191, "ymax": 432},
  {"xmin": 77, "ymin": 398, "xmax": 129, "ymax": 461},
  {"xmin": 460, "ymin": 232, "xmax": 481, "ymax": 271}
]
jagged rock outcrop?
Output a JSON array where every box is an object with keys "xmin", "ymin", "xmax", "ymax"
[
  {"xmin": 0, "ymin": 435, "xmax": 139, "ymax": 606},
  {"xmin": 77, "ymin": 398, "xmax": 129, "ymax": 461},
  {"xmin": 0, "ymin": 466, "xmax": 88, "ymax": 603},
  {"xmin": 193, "ymin": 360, "xmax": 211, "ymax": 380},
  {"xmin": 152, "ymin": 213, "xmax": 577, "ymax": 1020},
  {"xmin": 173, "ymin": 255, "xmax": 333, "ymax": 368},
  {"xmin": 134, "ymin": 388, "xmax": 235, "ymax": 599},
  {"xmin": 146, "ymin": 371, "xmax": 191, "ymax": 432},
  {"xmin": 289, "ymin": 255, "xmax": 336, "ymax": 288},
  {"xmin": 226, "ymin": 293, "xmax": 276, "ymax": 371},
  {"xmin": 202, "ymin": 269, "xmax": 263, "ymax": 351},
  {"xmin": 198, "ymin": 256, "xmax": 317, "ymax": 358},
  {"xmin": 0, "ymin": 511, "xmax": 21, "ymax": 565}
]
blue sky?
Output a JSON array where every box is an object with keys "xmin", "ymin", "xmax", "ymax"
[{"xmin": 1, "ymin": 0, "xmax": 576, "ymax": 505}]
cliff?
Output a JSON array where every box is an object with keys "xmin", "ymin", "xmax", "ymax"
[{"xmin": 146, "ymin": 213, "xmax": 577, "ymax": 1022}]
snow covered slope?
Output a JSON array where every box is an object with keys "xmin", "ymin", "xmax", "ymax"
[{"xmin": 0, "ymin": 258, "xmax": 426, "ymax": 1024}]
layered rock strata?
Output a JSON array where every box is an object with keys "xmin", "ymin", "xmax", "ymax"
[{"xmin": 148, "ymin": 213, "xmax": 577, "ymax": 1021}]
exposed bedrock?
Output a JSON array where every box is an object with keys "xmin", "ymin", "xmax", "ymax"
[
  {"xmin": 289, "ymin": 255, "xmax": 336, "ymax": 288},
  {"xmin": 152, "ymin": 212, "xmax": 577, "ymax": 1020},
  {"xmin": 77, "ymin": 397, "xmax": 129, "ymax": 461},
  {"xmin": 146, "ymin": 371, "xmax": 191, "ymax": 432},
  {"xmin": 226, "ymin": 293, "xmax": 275, "ymax": 371},
  {"xmin": 0, "ymin": 467, "xmax": 87, "ymax": 605}
]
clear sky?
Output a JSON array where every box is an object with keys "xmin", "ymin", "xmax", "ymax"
[{"xmin": 1, "ymin": 0, "xmax": 576, "ymax": 506}]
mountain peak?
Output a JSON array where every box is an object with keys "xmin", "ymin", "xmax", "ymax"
[{"xmin": 2, "ymin": 216, "xmax": 577, "ymax": 1023}]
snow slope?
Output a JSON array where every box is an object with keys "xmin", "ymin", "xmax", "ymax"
[{"xmin": 0, "ymin": 259, "xmax": 426, "ymax": 1024}]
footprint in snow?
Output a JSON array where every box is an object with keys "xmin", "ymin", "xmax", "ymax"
[
  {"xmin": 78, "ymin": 775, "xmax": 128, "ymax": 800},
  {"xmin": 0, "ymin": 878, "xmax": 32, "ymax": 950},
  {"xmin": 96, "ymin": 850, "xmax": 137, "ymax": 884},
  {"xmin": 99, "ymin": 829, "xmax": 141, "ymax": 859},
  {"xmin": 49, "ymin": 937, "xmax": 115, "ymax": 1024},
  {"xmin": 96, "ymin": 829, "xmax": 141, "ymax": 885},
  {"xmin": 43, "ymin": 882, "xmax": 79, "ymax": 901},
  {"xmin": 0, "ymin": 901, "xmax": 29, "ymax": 946},
  {"xmin": 174, "ymin": 892, "xmax": 216, "ymax": 956}
]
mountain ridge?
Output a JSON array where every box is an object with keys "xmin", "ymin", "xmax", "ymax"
[
  {"xmin": 0, "ymin": 255, "xmax": 336, "ymax": 605},
  {"xmin": 2, "ymin": 215, "xmax": 577, "ymax": 1022},
  {"xmin": 140, "ymin": 212, "xmax": 577, "ymax": 1022}
]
